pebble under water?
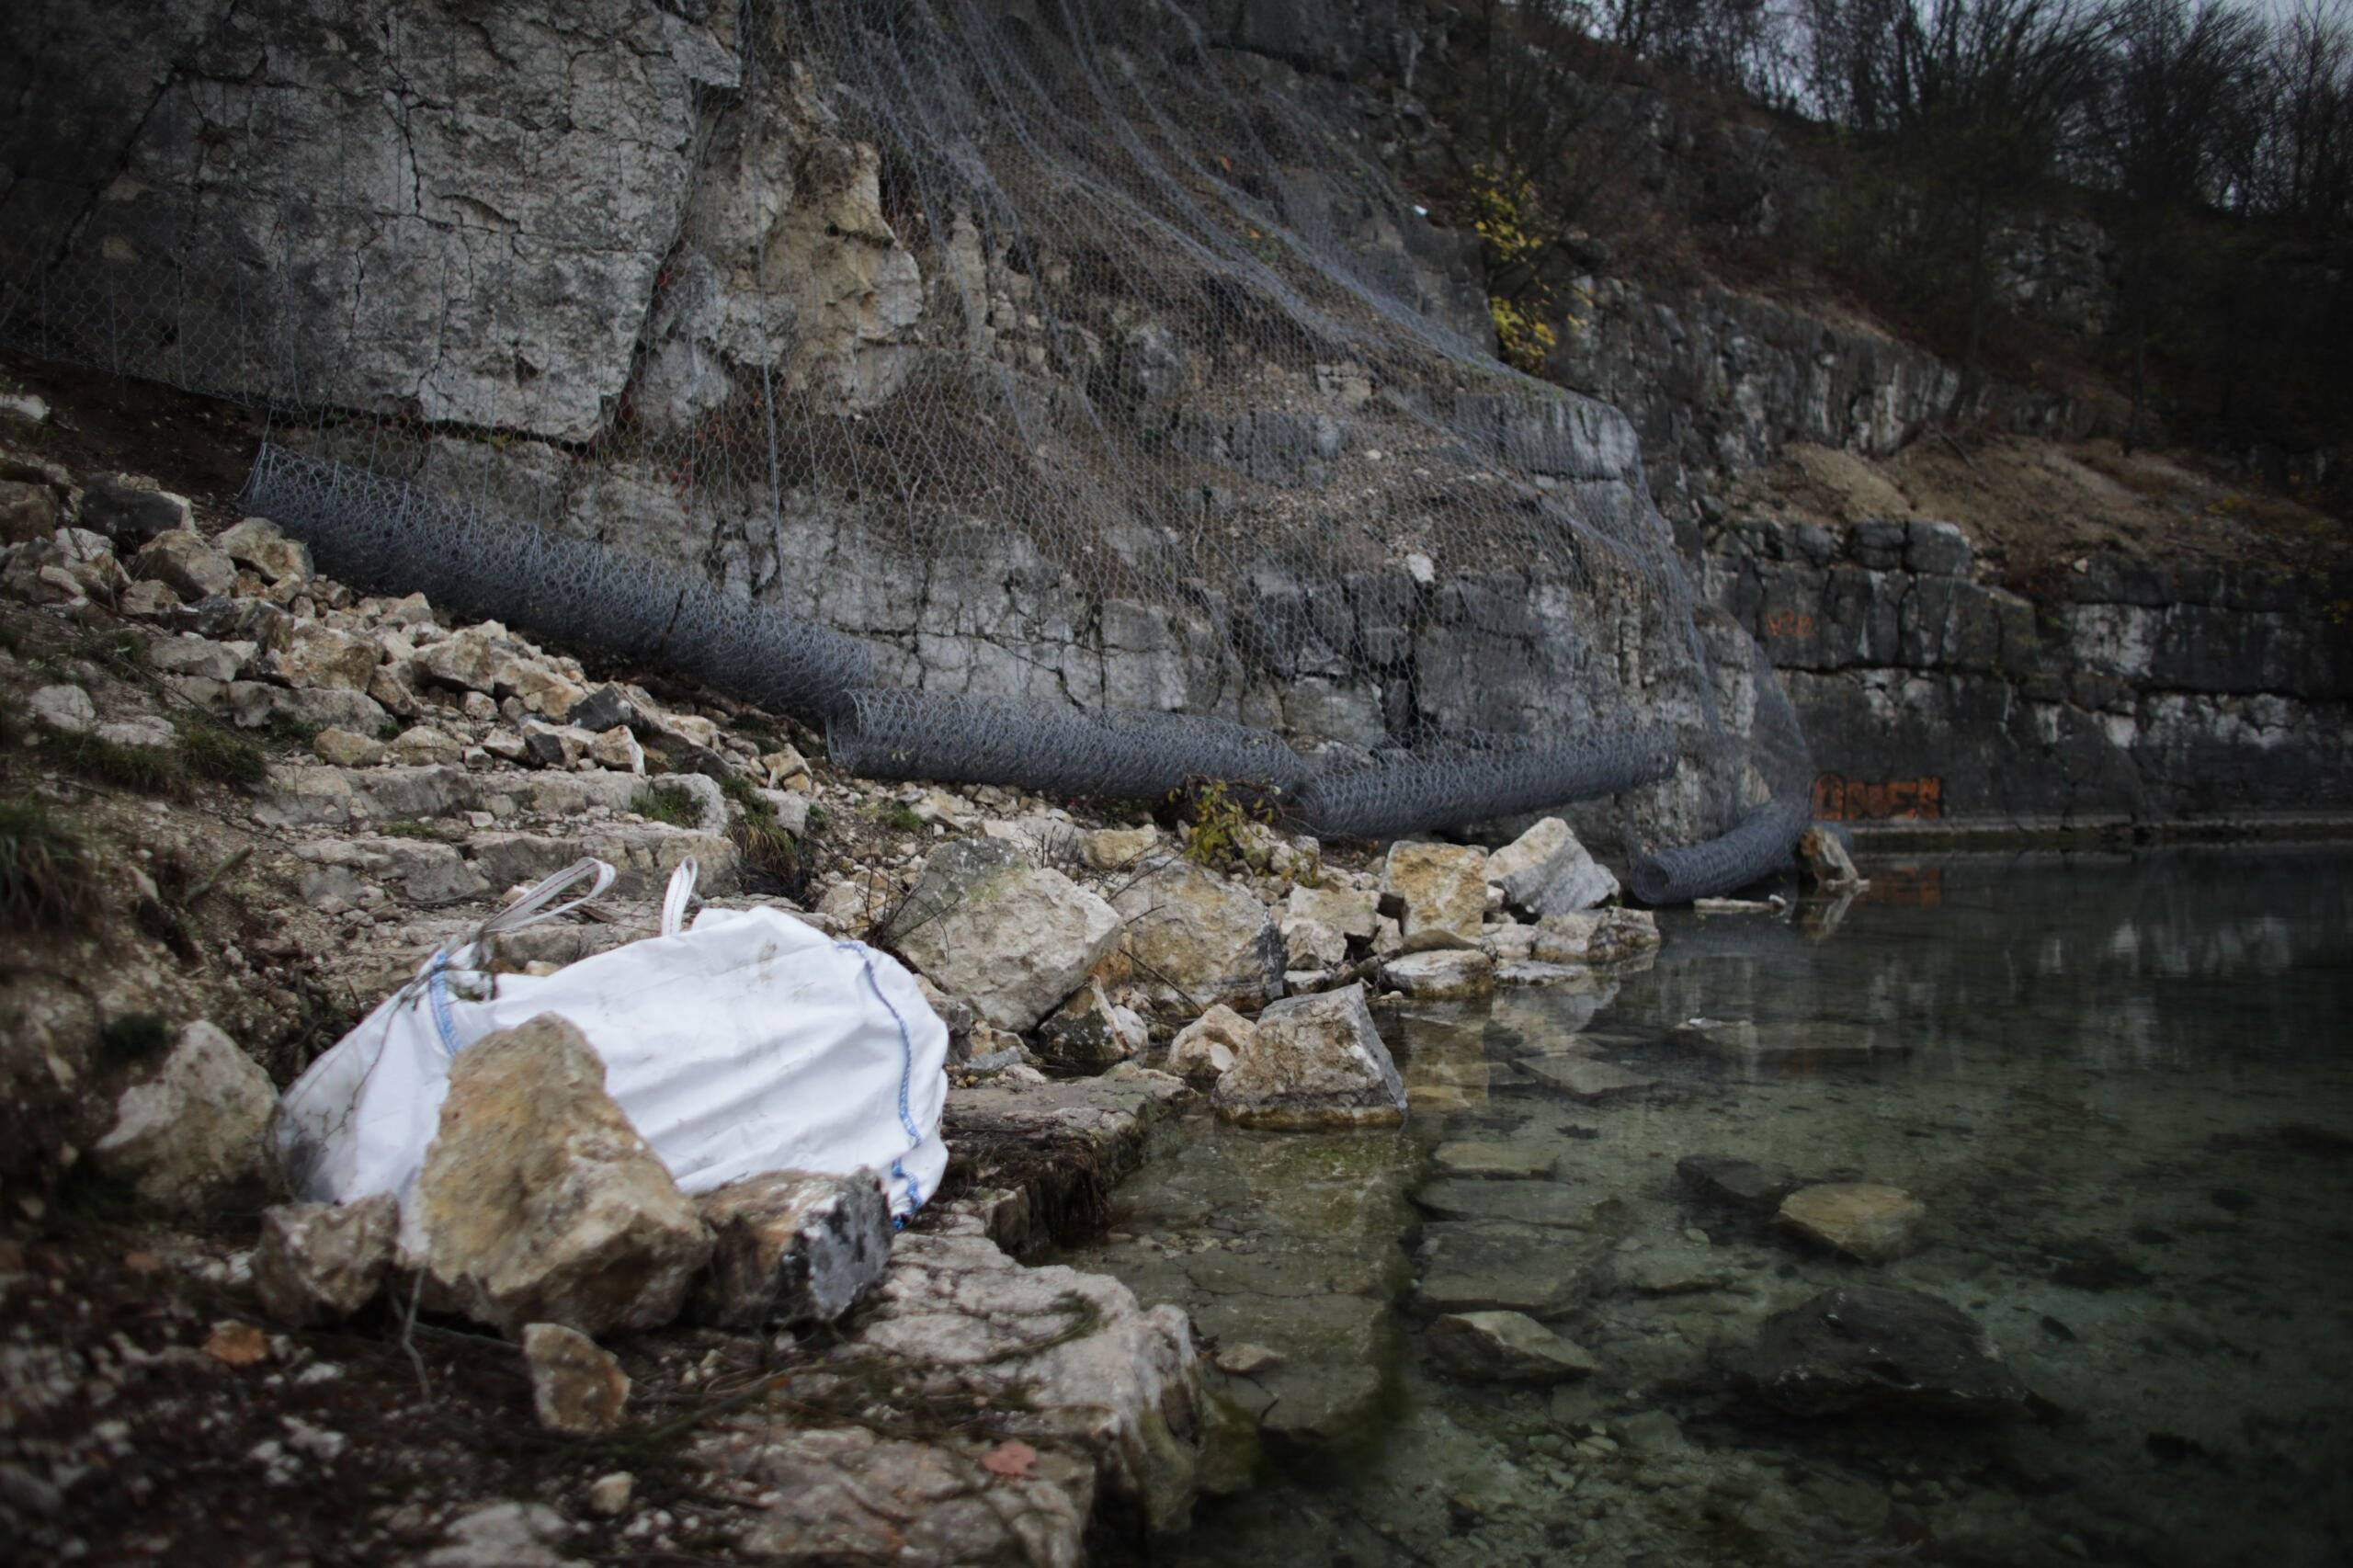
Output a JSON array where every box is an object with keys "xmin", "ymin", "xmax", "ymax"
[{"xmin": 1059, "ymin": 847, "xmax": 2353, "ymax": 1568}]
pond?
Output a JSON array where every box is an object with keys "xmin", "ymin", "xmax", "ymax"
[{"xmin": 1059, "ymin": 847, "xmax": 2353, "ymax": 1568}]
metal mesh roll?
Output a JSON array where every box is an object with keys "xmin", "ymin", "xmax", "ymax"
[
  {"xmin": 1289, "ymin": 730, "xmax": 1677, "ymax": 841},
  {"xmin": 828, "ymin": 687, "xmax": 1311, "ymax": 802},
  {"xmin": 243, "ymin": 445, "xmax": 873, "ymax": 720},
  {"xmin": 1630, "ymin": 797, "xmax": 1813, "ymax": 905}
]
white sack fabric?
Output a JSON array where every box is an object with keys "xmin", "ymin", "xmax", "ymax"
[{"xmin": 274, "ymin": 858, "xmax": 949, "ymax": 1221}]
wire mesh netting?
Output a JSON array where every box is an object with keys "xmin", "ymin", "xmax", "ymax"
[{"xmin": 0, "ymin": 0, "xmax": 1812, "ymax": 887}]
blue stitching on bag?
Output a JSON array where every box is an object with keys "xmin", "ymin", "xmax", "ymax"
[
  {"xmin": 838, "ymin": 941, "xmax": 927, "ymax": 1217},
  {"xmin": 426, "ymin": 955, "xmax": 463, "ymax": 1058}
]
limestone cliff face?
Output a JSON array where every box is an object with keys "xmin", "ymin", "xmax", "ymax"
[
  {"xmin": 1707, "ymin": 519, "xmax": 2353, "ymax": 823},
  {"xmin": 0, "ymin": 0, "xmax": 731, "ymax": 442},
  {"xmin": 1, "ymin": 0, "xmax": 1797, "ymax": 851},
  {"xmin": 6, "ymin": 0, "xmax": 2332, "ymax": 833}
]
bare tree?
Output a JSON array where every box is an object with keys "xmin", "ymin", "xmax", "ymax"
[
  {"xmin": 2248, "ymin": 0, "xmax": 2353, "ymax": 234},
  {"xmin": 2085, "ymin": 0, "xmax": 2269, "ymax": 442},
  {"xmin": 1801, "ymin": 0, "xmax": 2115, "ymax": 397}
]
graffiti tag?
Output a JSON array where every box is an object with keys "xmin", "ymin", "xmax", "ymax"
[
  {"xmin": 1761, "ymin": 609, "xmax": 1816, "ymax": 639},
  {"xmin": 1813, "ymin": 773, "xmax": 1944, "ymax": 822}
]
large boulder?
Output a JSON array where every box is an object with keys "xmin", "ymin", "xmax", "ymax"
[
  {"xmin": 1280, "ymin": 913, "xmax": 1347, "ymax": 971},
  {"xmin": 889, "ymin": 839, "xmax": 1124, "ymax": 1032},
  {"xmin": 1110, "ymin": 859, "xmax": 1286, "ymax": 1015},
  {"xmin": 253, "ymin": 1197, "xmax": 400, "ymax": 1325},
  {"xmin": 1733, "ymin": 1286, "xmax": 2034, "ymax": 1419},
  {"xmin": 1380, "ymin": 842, "xmax": 1488, "ymax": 949},
  {"xmin": 1488, "ymin": 817, "xmax": 1620, "ymax": 916},
  {"xmin": 414, "ymin": 1014, "xmax": 711, "ymax": 1337},
  {"xmin": 1211, "ymin": 983, "xmax": 1404, "ymax": 1130},
  {"xmin": 90, "ymin": 1021, "xmax": 277, "ymax": 1210},
  {"xmin": 696, "ymin": 1170, "xmax": 893, "ymax": 1328}
]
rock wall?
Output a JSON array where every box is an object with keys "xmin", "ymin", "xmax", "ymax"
[
  {"xmin": 1705, "ymin": 517, "xmax": 2353, "ymax": 824},
  {"xmin": 1553, "ymin": 280, "xmax": 2104, "ymax": 517},
  {"xmin": 0, "ymin": 0, "xmax": 1803, "ymax": 850}
]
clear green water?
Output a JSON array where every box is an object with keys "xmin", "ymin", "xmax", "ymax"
[{"xmin": 1061, "ymin": 848, "xmax": 2353, "ymax": 1568}]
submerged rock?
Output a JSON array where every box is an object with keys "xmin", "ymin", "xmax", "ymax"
[
  {"xmin": 415, "ymin": 1014, "xmax": 711, "ymax": 1336},
  {"xmin": 1429, "ymin": 1311, "xmax": 1598, "ymax": 1382},
  {"xmin": 1532, "ymin": 907, "xmax": 1659, "ymax": 965},
  {"xmin": 891, "ymin": 839, "xmax": 1124, "ymax": 1032},
  {"xmin": 1211, "ymin": 983, "xmax": 1405, "ymax": 1130},
  {"xmin": 1673, "ymin": 1016, "xmax": 1902, "ymax": 1058},
  {"xmin": 696, "ymin": 1170, "xmax": 892, "ymax": 1328},
  {"xmin": 1733, "ymin": 1285, "xmax": 2034, "ymax": 1419},
  {"xmin": 1675, "ymin": 1153, "xmax": 1800, "ymax": 1213},
  {"xmin": 1430, "ymin": 1141, "xmax": 1559, "ymax": 1180},
  {"xmin": 1379, "ymin": 948, "xmax": 1495, "ymax": 999},
  {"xmin": 521, "ymin": 1323, "xmax": 631, "ymax": 1436},
  {"xmin": 253, "ymin": 1197, "xmax": 399, "ymax": 1326},
  {"xmin": 1519, "ymin": 1055, "xmax": 1657, "ymax": 1100},
  {"xmin": 1413, "ymin": 1221, "xmax": 1611, "ymax": 1317},
  {"xmin": 1411, "ymin": 1178, "xmax": 1622, "ymax": 1231},
  {"xmin": 1778, "ymin": 1183, "xmax": 1927, "ymax": 1262}
]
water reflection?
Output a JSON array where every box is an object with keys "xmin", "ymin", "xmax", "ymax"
[{"xmin": 1066, "ymin": 847, "xmax": 2353, "ymax": 1568}]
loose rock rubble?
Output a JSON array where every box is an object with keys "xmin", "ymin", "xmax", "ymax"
[{"xmin": 0, "ymin": 437, "xmax": 1712, "ymax": 1565}]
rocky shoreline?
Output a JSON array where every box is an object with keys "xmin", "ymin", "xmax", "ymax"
[{"xmin": 2, "ymin": 430, "xmax": 1686, "ymax": 1563}]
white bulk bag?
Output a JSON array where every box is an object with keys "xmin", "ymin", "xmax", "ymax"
[{"xmin": 273, "ymin": 858, "xmax": 949, "ymax": 1221}]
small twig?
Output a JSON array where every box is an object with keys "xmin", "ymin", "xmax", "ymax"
[
  {"xmin": 181, "ymin": 845, "xmax": 253, "ymax": 908},
  {"xmin": 1937, "ymin": 429, "xmax": 1981, "ymax": 474}
]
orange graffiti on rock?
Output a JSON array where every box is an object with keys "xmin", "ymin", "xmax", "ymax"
[
  {"xmin": 1812, "ymin": 773, "xmax": 1944, "ymax": 822},
  {"xmin": 1761, "ymin": 609, "xmax": 1816, "ymax": 639}
]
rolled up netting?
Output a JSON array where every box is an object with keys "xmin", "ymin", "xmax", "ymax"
[
  {"xmin": 243, "ymin": 444, "xmax": 874, "ymax": 719},
  {"xmin": 1290, "ymin": 729, "xmax": 1677, "ymax": 840},
  {"xmin": 1630, "ymin": 796, "xmax": 1812, "ymax": 905},
  {"xmin": 828, "ymin": 687, "xmax": 1311, "ymax": 801}
]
